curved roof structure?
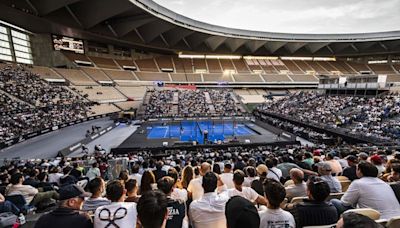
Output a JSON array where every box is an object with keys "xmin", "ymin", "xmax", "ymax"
[{"xmin": 1, "ymin": 0, "xmax": 400, "ymax": 56}]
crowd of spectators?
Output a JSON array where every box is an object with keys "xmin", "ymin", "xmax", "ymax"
[
  {"xmin": 0, "ymin": 143, "xmax": 397, "ymax": 227},
  {"xmin": 259, "ymin": 91, "xmax": 400, "ymax": 143},
  {"xmin": 0, "ymin": 65, "xmax": 92, "ymax": 143},
  {"xmin": 145, "ymin": 89, "xmax": 243, "ymax": 119}
]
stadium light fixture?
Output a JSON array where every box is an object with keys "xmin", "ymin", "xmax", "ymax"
[
  {"xmin": 368, "ymin": 60, "xmax": 387, "ymax": 64},
  {"xmin": 205, "ymin": 55, "xmax": 241, "ymax": 59},
  {"xmin": 178, "ymin": 54, "xmax": 205, "ymax": 59},
  {"xmin": 313, "ymin": 57, "xmax": 336, "ymax": 61}
]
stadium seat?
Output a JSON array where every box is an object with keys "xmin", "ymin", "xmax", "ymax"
[
  {"xmin": 345, "ymin": 208, "xmax": 381, "ymax": 220},
  {"xmin": 326, "ymin": 192, "xmax": 345, "ymax": 201},
  {"xmin": 340, "ymin": 180, "xmax": 351, "ymax": 192},
  {"xmin": 386, "ymin": 216, "xmax": 400, "ymax": 228},
  {"xmin": 5, "ymin": 194, "xmax": 35, "ymax": 214},
  {"xmin": 284, "ymin": 180, "xmax": 294, "ymax": 187},
  {"xmin": 290, "ymin": 196, "xmax": 307, "ymax": 204}
]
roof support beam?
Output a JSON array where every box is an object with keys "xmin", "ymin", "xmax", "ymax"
[{"xmin": 65, "ymin": 5, "xmax": 83, "ymax": 28}]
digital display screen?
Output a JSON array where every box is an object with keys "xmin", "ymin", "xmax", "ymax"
[{"xmin": 52, "ymin": 35, "xmax": 84, "ymax": 54}]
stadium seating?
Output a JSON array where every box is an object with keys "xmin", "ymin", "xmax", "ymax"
[
  {"xmin": 345, "ymin": 208, "xmax": 381, "ymax": 220},
  {"xmin": 103, "ymin": 69, "xmax": 137, "ymax": 81},
  {"xmin": 53, "ymin": 68, "xmax": 97, "ymax": 85},
  {"xmin": 81, "ymin": 67, "xmax": 111, "ymax": 81},
  {"xmin": 114, "ymin": 101, "xmax": 141, "ymax": 110},
  {"xmin": 233, "ymin": 74, "xmax": 263, "ymax": 82},
  {"xmin": 135, "ymin": 72, "xmax": 171, "ymax": 81},
  {"xmin": 170, "ymin": 73, "xmax": 203, "ymax": 82},
  {"xmin": 88, "ymin": 103, "xmax": 121, "ymax": 116},
  {"xmin": 232, "ymin": 59, "xmax": 250, "ymax": 73},
  {"xmin": 116, "ymin": 86, "xmax": 147, "ymax": 99},
  {"xmin": 172, "ymin": 57, "xmax": 193, "ymax": 73},
  {"xmin": 368, "ymin": 64, "xmax": 396, "ymax": 74},
  {"xmin": 289, "ymin": 74, "xmax": 319, "ymax": 82},
  {"xmin": 262, "ymin": 74, "xmax": 292, "ymax": 82},
  {"xmin": 206, "ymin": 59, "xmax": 223, "ymax": 73},
  {"xmin": 89, "ymin": 56, "xmax": 120, "ymax": 69},
  {"xmin": 135, "ymin": 58, "xmax": 159, "ymax": 72},
  {"xmin": 30, "ymin": 66, "xmax": 63, "ymax": 79},
  {"xmin": 203, "ymin": 73, "xmax": 233, "ymax": 82},
  {"xmin": 72, "ymin": 86, "xmax": 126, "ymax": 102},
  {"xmin": 114, "ymin": 59, "xmax": 136, "ymax": 69},
  {"xmin": 193, "ymin": 58, "xmax": 207, "ymax": 72},
  {"xmin": 282, "ymin": 60, "xmax": 303, "ymax": 74},
  {"xmin": 155, "ymin": 56, "xmax": 174, "ymax": 71},
  {"xmin": 219, "ymin": 59, "xmax": 235, "ymax": 71}
]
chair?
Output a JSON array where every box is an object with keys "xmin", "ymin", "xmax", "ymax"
[
  {"xmin": 303, "ymin": 224, "xmax": 336, "ymax": 228},
  {"xmin": 340, "ymin": 180, "xmax": 351, "ymax": 192},
  {"xmin": 284, "ymin": 180, "xmax": 294, "ymax": 187},
  {"xmin": 386, "ymin": 216, "xmax": 400, "ymax": 228},
  {"xmin": 336, "ymin": 176, "xmax": 349, "ymax": 181},
  {"xmin": 345, "ymin": 208, "xmax": 380, "ymax": 220},
  {"xmin": 5, "ymin": 194, "xmax": 35, "ymax": 214},
  {"xmin": 290, "ymin": 196, "xmax": 307, "ymax": 204},
  {"xmin": 326, "ymin": 192, "xmax": 344, "ymax": 201}
]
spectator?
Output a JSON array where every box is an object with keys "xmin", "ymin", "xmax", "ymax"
[
  {"xmin": 293, "ymin": 176, "xmax": 338, "ymax": 227},
  {"xmin": 129, "ymin": 164, "xmax": 142, "ymax": 187},
  {"xmin": 181, "ymin": 166, "xmax": 194, "ymax": 190},
  {"xmin": 82, "ymin": 177, "xmax": 110, "ymax": 212},
  {"xmin": 70, "ymin": 163, "xmax": 83, "ymax": 180},
  {"xmin": 225, "ymin": 196, "xmax": 260, "ymax": 228},
  {"xmin": 251, "ymin": 164, "xmax": 268, "ymax": 196},
  {"xmin": 219, "ymin": 163, "xmax": 234, "ymax": 189},
  {"xmin": 167, "ymin": 168, "xmax": 188, "ymax": 203},
  {"xmin": 140, "ymin": 170, "xmax": 156, "ymax": 194},
  {"xmin": 332, "ymin": 162, "xmax": 400, "ymax": 219},
  {"xmin": 285, "ymin": 168, "xmax": 307, "ymax": 201},
  {"xmin": 154, "ymin": 161, "xmax": 167, "ymax": 182},
  {"xmin": 266, "ymin": 158, "xmax": 282, "ymax": 182},
  {"xmin": 259, "ymin": 179, "xmax": 295, "ymax": 227},
  {"xmin": 6, "ymin": 173, "xmax": 59, "ymax": 208},
  {"xmin": 125, "ymin": 179, "xmax": 140, "ymax": 203},
  {"xmin": 342, "ymin": 155, "xmax": 359, "ymax": 181},
  {"xmin": 189, "ymin": 172, "xmax": 229, "ymax": 227},
  {"xmin": 94, "ymin": 180, "xmax": 137, "ymax": 228},
  {"xmin": 86, "ymin": 163, "xmax": 101, "ymax": 181},
  {"xmin": 370, "ymin": 155, "xmax": 385, "ymax": 176},
  {"xmin": 137, "ymin": 190, "xmax": 168, "ymax": 228},
  {"xmin": 188, "ymin": 162, "xmax": 212, "ymax": 201},
  {"xmin": 325, "ymin": 152, "xmax": 343, "ymax": 175},
  {"xmin": 243, "ymin": 166, "xmax": 257, "ymax": 187},
  {"xmin": 34, "ymin": 184, "xmax": 92, "ymax": 228},
  {"xmin": 336, "ymin": 212, "xmax": 382, "ymax": 228},
  {"xmin": 316, "ymin": 162, "xmax": 342, "ymax": 193},
  {"xmin": 227, "ymin": 170, "xmax": 267, "ymax": 206},
  {"xmin": 157, "ymin": 176, "xmax": 187, "ymax": 228},
  {"xmin": 48, "ymin": 167, "xmax": 63, "ymax": 186}
]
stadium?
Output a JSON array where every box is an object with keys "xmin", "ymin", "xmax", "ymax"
[{"xmin": 0, "ymin": 0, "xmax": 399, "ymax": 227}]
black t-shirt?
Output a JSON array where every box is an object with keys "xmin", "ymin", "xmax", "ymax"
[
  {"xmin": 166, "ymin": 198, "xmax": 185, "ymax": 228},
  {"xmin": 342, "ymin": 166, "xmax": 358, "ymax": 181}
]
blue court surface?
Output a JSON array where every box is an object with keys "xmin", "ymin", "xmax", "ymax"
[{"xmin": 147, "ymin": 121, "xmax": 256, "ymax": 143}]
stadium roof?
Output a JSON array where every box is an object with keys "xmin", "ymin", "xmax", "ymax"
[{"xmin": 1, "ymin": 0, "xmax": 400, "ymax": 56}]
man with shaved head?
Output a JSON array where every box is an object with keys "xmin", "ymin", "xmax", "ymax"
[
  {"xmin": 285, "ymin": 168, "xmax": 307, "ymax": 201},
  {"xmin": 188, "ymin": 162, "xmax": 217, "ymax": 200}
]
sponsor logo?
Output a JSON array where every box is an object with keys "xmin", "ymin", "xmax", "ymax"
[{"xmin": 69, "ymin": 143, "xmax": 82, "ymax": 151}]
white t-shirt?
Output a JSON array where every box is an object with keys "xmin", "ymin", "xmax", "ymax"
[
  {"xmin": 171, "ymin": 188, "xmax": 188, "ymax": 202},
  {"xmin": 259, "ymin": 208, "xmax": 295, "ymax": 228},
  {"xmin": 219, "ymin": 173, "xmax": 234, "ymax": 189},
  {"xmin": 129, "ymin": 173, "xmax": 142, "ymax": 187},
  {"xmin": 187, "ymin": 177, "xmax": 203, "ymax": 201},
  {"xmin": 94, "ymin": 202, "xmax": 137, "ymax": 228},
  {"xmin": 227, "ymin": 187, "xmax": 259, "ymax": 203}
]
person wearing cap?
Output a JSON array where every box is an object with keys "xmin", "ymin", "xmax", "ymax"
[
  {"xmin": 34, "ymin": 184, "xmax": 92, "ymax": 228},
  {"xmin": 342, "ymin": 155, "xmax": 359, "ymax": 181},
  {"xmin": 259, "ymin": 179, "xmax": 295, "ymax": 228},
  {"xmin": 358, "ymin": 152, "xmax": 369, "ymax": 162},
  {"xmin": 251, "ymin": 164, "xmax": 268, "ymax": 196},
  {"xmin": 93, "ymin": 180, "xmax": 137, "ymax": 228},
  {"xmin": 332, "ymin": 162, "xmax": 400, "ymax": 220},
  {"xmin": 316, "ymin": 162, "xmax": 342, "ymax": 193},
  {"xmin": 225, "ymin": 196, "xmax": 260, "ymax": 228},
  {"xmin": 227, "ymin": 170, "xmax": 267, "ymax": 206}
]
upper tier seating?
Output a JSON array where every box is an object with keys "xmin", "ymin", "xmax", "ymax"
[
  {"xmin": 155, "ymin": 57, "xmax": 174, "ymax": 71},
  {"xmin": 295, "ymin": 61, "xmax": 315, "ymax": 73},
  {"xmin": 172, "ymin": 58, "xmax": 193, "ymax": 73},
  {"xmin": 346, "ymin": 62, "xmax": 371, "ymax": 72},
  {"xmin": 30, "ymin": 66, "xmax": 63, "ymax": 79},
  {"xmin": 282, "ymin": 60, "xmax": 303, "ymax": 74},
  {"xmin": 193, "ymin": 59, "xmax": 207, "ymax": 71},
  {"xmin": 135, "ymin": 72, "xmax": 170, "ymax": 81},
  {"xmin": 203, "ymin": 73, "xmax": 233, "ymax": 82},
  {"xmin": 306, "ymin": 61, "xmax": 329, "ymax": 74},
  {"xmin": 233, "ymin": 74, "xmax": 263, "ymax": 82},
  {"xmin": 135, "ymin": 59, "xmax": 159, "ymax": 72},
  {"xmin": 81, "ymin": 68, "xmax": 111, "ymax": 81},
  {"xmin": 206, "ymin": 59, "xmax": 222, "ymax": 73},
  {"xmin": 62, "ymin": 52, "xmax": 92, "ymax": 63},
  {"xmin": 114, "ymin": 101, "xmax": 142, "ymax": 110},
  {"xmin": 232, "ymin": 59, "xmax": 250, "ymax": 73},
  {"xmin": 103, "ymin": 69, "xmax": 137, "ymax": 81},
  {"xmin": 54, "ymin": 68, "xmax": 97, "ymax": 85},
  {"xmin": 259, "ymin": 60, "xmax": 278, "ymax": 73},
  {"xmin": 290, "ymin": 74, "xmax": 319, "ymax": 82},
  {"xmin": 386, "ymin": 75, "xmax": 400, "ymax": 82},
  {"xmin": 368, "ymin": 64, "xmax": 396, "ymax": 74},
  {"xmin": 330, "ymin": 61, "xmax": 355, "ymax": 74},
  {"xmin": 262, "ymin": 74, "xmax": 292, "ymax": 82},
  {"xmin": 317, "ymin": 61, "xmax": 338, "ymax": 72},
  {"xmin": 89, "ymin": 56, "xmax": 119, "ymax": 69},
  {"xmin": 114, "ymin": 59, "xmax": 136, "ymax": 68},
  {"xmin": 219, "ymin": 59, "xmax": 235, "ymax": 71},
  {"xmin": 270, "ymin": 59, "xmax": 288, "ymax": 72},
  {"xmin": 245, "ymin": 59, "xmax": 263, "ymax": 72}
]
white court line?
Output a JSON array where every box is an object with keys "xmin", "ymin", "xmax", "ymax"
[{"xmin": 163, "ymin": 127, "xmax": 169, "ymax": 138}]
